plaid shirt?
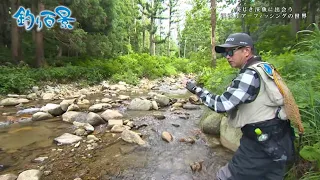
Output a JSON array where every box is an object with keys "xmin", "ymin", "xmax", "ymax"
[{"xmin": 195, "ymin": 69, "xmax": 260, "ymax": 113}]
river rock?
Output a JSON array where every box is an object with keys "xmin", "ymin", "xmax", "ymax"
[
  {"xmin": 101, "ymin": 110, "xmax": 123, "ymax": 121},
  {"xmin": 206, "ymin": 136, "xmax": 221, "ymax": 148},
  {"xmin": 62, "ymin": 111, "xmax": 88, "ymax": 123},
  {"xmin": 111, "ymin": 125, "xmax": 130, "ymax": 133},
  {"xmin": 17, "ymin": 108, "xmax": 41, "ymax": 116},
  {"xmin": 110, "ymin": 84, "xmax": 126, "ymax": 91},
  {"xmin": 128, "ymin": 98, "xmax": 152, "ymax": 111},
  {"xmin": 107, "ymin": 119, "xmax": 123, "ymax": 128},
  {"xmin": 67, "ymin": 104, "xmax": 80, "ymax": 111},
  {"xmin": 74, "ymin": 128, "xmax": 87, "ymax": 136},
  {"xmin": 101, "ymin": 81, "xmax": 110, "ymax": 90},
  {"xmin": 121, "ymin": 129, "xmax": 146, "ymax": 146},
  {"xmin": 32, "ymin": 112, "xmax": 53, "ymax": 121},
  {"xmin": 40, "ymin": 103, "xmax": 64, "ymax": 116},
  {"xmin": 189, "ymin": 95, "xmax": 200, "ymax": 104},
  {"xmin": 17, "ymin": 169, "xmax": 42, "ymax": 180},
  {"xmin": 43, "ymin": 171, "xmax": 52, "ymax": 176},
  {"xmin": 79, "ymin": 88, "xmax": 90, "ymax": 95},
  {"xmin": 87, "ymin": 135, "xmax": 99, "ymax": 141},
  {"xmin": 87, "ymin": 112, "xmax": 105, "ymax": 126},
  {"xmin": 42, "ymin": 93, "xmax": 55, "ymax": 100},
  {"xmin": 220, "ymin": 117, "xmax": 242, "ymax": 152},
  {"xmin": 73, "ymin": 121, "xmax": 94, "ymax": 131},
  {"xmin": 77, "ymin": 99, "xmax": 90, "ymax": 105},
  {"xmin": 88, "ymin": 103, "xmax": 112, "ymax": 112},
  {"xmin": 54, "ymin": 133, "xmax": 82, "ymax": 145},
  {"xmin": 101, "ymin": 98, "xmax": 112, "ymax": 103},
  {"xmin": 200, "ymin": 112, "xmax": 223, "ymax": 135},
  {"xmin": 118, "ymin": 81, "xmax": 126, "ymax": 85},
  {"xmin": 33, "ymin": 156, "xmax": 48, "ymax": 163},
  {"xmin": 154, "ymin": 94, "xmax": 170, "ymax": 107},
  {"xmin": 118, "ymin": 95, "xmax": 130, "ymax": 100},
  {"xmin": 7, "ymin": 94, "xmax": 19, "ymax": 98},
  {"xmin": 183, "ymin": 103, "xmax": 201, "ymax": 110},
  {"xmin": 0, "ymin": 121, "xmax": 11, "ymax": 128},
  {"xmin": 161, "ymin": 131, "xmax": 173, "ymax": 142},
  {"xmin": 60, "ymin": 99, "xmax": 76, "ymax": 111},
  {"xmin": 26, "ymin": 93, "xmax": 38, "ymax": 100},
  {"xmin": 172, "ymin": 102, "xmax": 183, "ymax": 108},
  {"xmin": 0, "ymin": 98, "xmax": 29, "ymax": 106},
  {"xmin": 0, "ymin": 174, "xmax": 18, "ymax": 180},
  {"xmin": 147, "ymin": 92, "xmax": 158, "ymax": 97},
  {"xmin": 153, "ymin": 113, "xmax": 165, "ymax": 120},
  {"xmin": 151, "ymin": 101, "xmax": 158, "ymax": 110}
]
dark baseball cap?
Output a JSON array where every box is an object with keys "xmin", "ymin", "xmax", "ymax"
[{"xmin": 215, "ymin": 33, "xmax": 254, "ymax": 53}]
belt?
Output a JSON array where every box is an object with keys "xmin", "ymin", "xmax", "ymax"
[{"xmin": 241, "ymin": 118, "xmax": 290, "ymax": 141}]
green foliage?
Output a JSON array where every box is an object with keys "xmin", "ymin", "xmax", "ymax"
[
  {"xmin": 108, "ymin": 53, "xmax": 186, "ymax": 80},
  {"xmin": 0, "ymin": 47, "xmax": 11, "ymax": 65},
  {"xmin": 186, "ymin": 47, "xmax": 212, "ymax": 73},
  {"xmin": 300, "ymin": 171, "xmax": 320, "ymax": 180},
  {"xmin": 0, "ymin": 53, "xmax": 190, "ymax": 94},
  {"xmin": 110, "ymin": 71, "xmax": 140, "ymax": 85},
  {"xmin": 300, "ymin": 143, "xmax": 320, "ymax": 169},
  {"xmin": 196, "ymin": 58, "xmax": 237, "ymax": 94},
  {"xmin": 181, "ymin": 0, "xmax": 211, "ymax": 58},
  {"xmin": 255, "ymin": 25, "xmax": 296, "ymax": 55},
  {"xmin": 215, "ymin": 18, "xmax": 241, "ymax": 45},
  {"xmin": 0, "ymin": 67, "xmax": 36, "ymax": 94},
  {"xmin": 294, "ymin": 23, "xmax": 320, "ymax": 52}
]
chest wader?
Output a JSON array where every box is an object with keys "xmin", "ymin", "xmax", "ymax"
[
  {"xmin": 256, "ymin": 63, "xmax": 304, "ymax": 164},
  {"xmin": 216, "ymin": 62, "xmax": 303, "ymax": 180}
]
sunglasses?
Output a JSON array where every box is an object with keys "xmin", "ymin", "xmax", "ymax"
[{"xmin": 222, "ymin": 46, "xmax": 244, "ymax": 57}]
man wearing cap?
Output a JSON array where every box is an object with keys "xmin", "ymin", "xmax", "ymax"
[{"xmin": 185, "ymin": 33, "xmax": 295, "ymax": 179}]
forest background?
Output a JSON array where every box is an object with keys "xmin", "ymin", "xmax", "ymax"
[{"xmin": 0, "ymin": 0, "xmax": 320, "ymax": 179}]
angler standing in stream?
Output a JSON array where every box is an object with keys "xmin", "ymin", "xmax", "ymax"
[{"xmin": 185, "ymin": 33, "xmax": 301, "ymax": 180}]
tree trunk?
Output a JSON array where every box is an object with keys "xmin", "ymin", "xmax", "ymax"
[
  {"xmin": 31, "ymin": 0, "xmax": 36, "ymax": 42},
  {"xmin": 183, "ymin": 39, "xmax": 186, "ymax": 58},
  {"xmin": 0, "ymin": 0, "xmax": 9, "ymax": 46},
  {"xmin": 211, "ymin": 0, "xmax": 216, "ymax": 67},
  {"xmin": 35, "ymin": 0, "xmax": 45, "ymax": 68},
  {"xmin": 10, "ymin": 0, "xmax": 20, "ymax": 64},
  {"xmin": 167, "ymin": 38, "xmax": 171, "ymax": 56},
  {"xmin": 18, "ymin": 26, "xmax": 23, "ymax": 62},
  {"xmin": 57, "ymin": 44, "xmax": 63, "ymax": 57},
  {"xmin": 308, "ymin": 0, "xmax": 316, "ymax": 24},
  {"xmin": 142, "ymin": 30, "xmax": 145, "ymax": 50},
  {"xmin": 149, "ymin": 17, "xmax": 155, "ymax": 55},
  {"xmin": 292, "ymin": 0, "xmax": 302, "ymax": 34},
  {"xmin": 167, "ymin": 5, "xmax": 172, "ymax": 56},
  {"xmin": 149, "ymin": 0, "xmax": 156, "ymax": 56}
]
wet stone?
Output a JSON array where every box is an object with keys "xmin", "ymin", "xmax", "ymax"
[
  {"xmin": 120, "ymin": 146, "xmax": 137, "ymax": 155},
  {"xmin": 172, "ymin": 124, "xmax": 180, "ymax": 127},
  {"xmin": 17, "ymin": 169, "xmax": 42, "ymax": 180},
  {"xmin": 178, "ymin": 114, "xmax": 189, "ymax": 119},
  {"xmin": 161, "ymin": 131, "xmax": 173, "ymax": 142},
  {"xmin": 153, "ymin": 113, "xmax": 165, "ymax": 120},
  {"xmin": 54, "ymin": 133, "xmax": 82, "ymax": 145},
  {"xmin": 0, "ymin": 174, "xmax": 18, "ymax": 180},
  {"xmin": 183, "ymin": 104, "xmax": 201, "ymax": 110},
  {"xmin": 32, "ymin": 157, "xmax": 48, "ymax": 163}
]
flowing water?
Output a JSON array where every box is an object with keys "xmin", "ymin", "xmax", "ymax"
[{"xmin": 0, "ymin": 84, "xmax": 233, "ymax": 180}]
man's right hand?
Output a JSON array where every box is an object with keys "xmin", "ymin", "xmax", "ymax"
[{"xmin": 186, "ymin": 80, "xmax": 197, "ymax": 94}]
